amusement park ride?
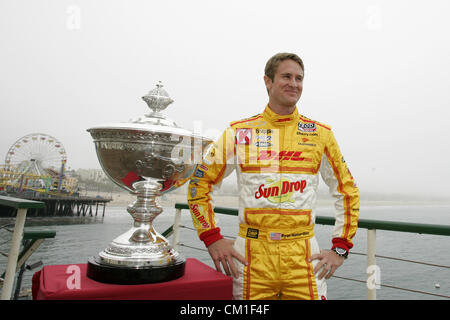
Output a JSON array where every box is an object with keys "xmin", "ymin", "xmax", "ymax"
[{"xmin": 0, "ymin": 133, "xmax": 77, "ymax": 196}]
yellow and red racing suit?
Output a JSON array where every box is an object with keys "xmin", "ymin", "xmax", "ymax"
[{"xmin": 187, "ymin": 105, "xmax": 360, "ymax": 300}]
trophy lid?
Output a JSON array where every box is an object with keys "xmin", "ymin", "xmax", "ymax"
[{"xmin": 87, "ymin": 82, "xmax": 204, "ymax": 139}]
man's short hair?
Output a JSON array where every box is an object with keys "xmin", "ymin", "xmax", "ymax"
[{"xmin": 264, "ymin": 53, "xmax": 304, "ymax": 81}]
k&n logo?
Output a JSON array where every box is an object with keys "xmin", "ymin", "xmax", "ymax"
[{"xmin": 235, "ymin": 128, "xmax": 252, "ymax": 145}]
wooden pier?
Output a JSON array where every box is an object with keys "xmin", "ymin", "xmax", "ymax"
[{"xmin": 0, "ymin": 194, "xmax": 112, "ymax": 218}]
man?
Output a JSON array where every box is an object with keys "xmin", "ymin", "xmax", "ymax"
[{"xmin": 187, "ymin": 53, "xmax": 360, "ymax": 300}]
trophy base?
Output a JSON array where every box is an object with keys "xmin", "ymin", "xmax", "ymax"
[{"xmin": 86, "ymin": 256, "xmax": 186, "ymax": 285}]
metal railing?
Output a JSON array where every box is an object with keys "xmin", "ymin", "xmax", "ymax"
[
  {"xmin": 0, "ymin": 195, "xmax": 45, "ymax": 300},
  {"xmin": 165, "ymin": 203, "xmax": 450, "ymax": 300}
]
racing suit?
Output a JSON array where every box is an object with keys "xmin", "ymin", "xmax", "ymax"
[{"xmin": 187, "ymin": 105, "xmax": 360, "ymax": 300}]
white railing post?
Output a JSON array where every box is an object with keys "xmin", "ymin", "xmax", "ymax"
[
  {"xmin": 367, "ymin": 229, "xmax": 377, "ymax": 300},
  {"xmin": 1, "ymin": 208, "xmax": 27, "ymax": 300},
  {"xmin": 173, "ymin": 208, "xmax": 182, "ymax": 251}
]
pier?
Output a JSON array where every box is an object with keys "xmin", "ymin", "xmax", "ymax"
[{"xmin": 0, "ymin": 194, "xmax": 111, "ymax": 218}]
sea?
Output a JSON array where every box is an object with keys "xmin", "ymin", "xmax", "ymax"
[{"xmin": 1, "ymin": 203, "xmax": 450, "ymax": 300}]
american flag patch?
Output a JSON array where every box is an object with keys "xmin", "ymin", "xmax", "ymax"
[{"xmin": 270, "ymin": 232, "xmax": 282, "ymax": 241}]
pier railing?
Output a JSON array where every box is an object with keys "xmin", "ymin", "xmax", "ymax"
[
  {"xmin": 166, "ymin": 203, "xmax": 450, "ymax": 300},
  {"xmin": 0, "ymin": 194, "xmax": 111, "ymax": 217},
  {"xmin": 0, "ymin": 195, "xmax": 45, "ymax": 300}
]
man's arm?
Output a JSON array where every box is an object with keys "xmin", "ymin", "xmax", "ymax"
[
  {"xmin": 187, "ymin": 127, "xmax": 247, "ymax": 278},
  {"xmin": 320, "ymin": 129, "xmax": 360, "ymax": 251},
  {"xmin": 310, "ymin": 128, "xmax": 360, "ymax": 279}
]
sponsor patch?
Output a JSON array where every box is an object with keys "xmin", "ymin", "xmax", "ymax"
[
  {"xmin": 255, "ymin": 178, "xmax": 307, "ymax": 204},
  {"xmin": 189, "ymin": 178, "xmax": 200, "ymax": 185},
  {"xmin": 194, "ymin": 169, "xmax": 204, "ymax": 178},
  {"xmin": 246, "ymin": 228, "xmax": 259, "ymax": 239},
  {"xmin": 296, "ymin": 131, "xmax": 318, "ymax": 136},
  {"xmin": 270, "ymin": 232, "xmax": 282, "ymax": 241},
  {"xmin": 257, "ymin": 150, "xmax": 310, "ymax": 161},
  {"xmin": 255, "ymin": 128, "xmax": 273, "ymax": 134},
  {"xmin": 190, "ymin": 187, "xmax": 197, "ymax": 198},
  {"xmin": 189, "ymin": 204, "xmax": 210, "ymax": 229},
  {"xmin": 254, "ymin": 141, "xmax": 273, "ymax": 148},
  {"xmin": 298, "ymin": 137, "xmax": 316, "ymax": 146},
  {"xmin": 298, "ymin": 122, "xmax": 317, "ymax": 132},
  {"xmin": 298, "ymin": 142, "xmax": 317, "ymax": 147},
  {"xmin": 255, "ymin": 135, "xmax": 272, "ymax": 141},
  {"xmin": 235, "ymin": 128, "xmax": 252, "ymax": 145}
]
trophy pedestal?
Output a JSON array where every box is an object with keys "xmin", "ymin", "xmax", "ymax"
[
  {"xmin": 85, "ymin": 197, "xmax": 186, "ymax": 285},
  {"xmin": 86, "ymin": 257, "xmax": 185, "ymax": 285}
]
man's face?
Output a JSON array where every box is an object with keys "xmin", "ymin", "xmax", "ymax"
[{"xmin": 264, "ymin": 59, "xmax": 304, "ymax": 109}]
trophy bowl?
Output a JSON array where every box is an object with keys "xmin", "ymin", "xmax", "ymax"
[{"xmin": 86, "ymin": 82, "xmax": 212, "ymax": 284}]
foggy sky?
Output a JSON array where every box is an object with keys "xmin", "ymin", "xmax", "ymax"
[{"xmin": 1, "ymin": 0, "xmax": 450, "ymax": 198}]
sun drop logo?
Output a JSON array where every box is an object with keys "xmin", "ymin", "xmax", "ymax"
[
  {"xmin": 189, "ymin": 204, "xmax": 210, "ymax": 229},
  {"xmin": 254, "ymin": 178, "xmax": 307, "ymax": 203}
]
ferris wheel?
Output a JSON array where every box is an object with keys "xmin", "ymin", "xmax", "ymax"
[{"xmin": 4, "ymin": 133, "xmax": 67, "ymax": 176}]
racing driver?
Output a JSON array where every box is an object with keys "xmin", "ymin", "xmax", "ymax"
[{"xmin": 187, "ymin": 52, "xmax": 360, "ymax": 300}]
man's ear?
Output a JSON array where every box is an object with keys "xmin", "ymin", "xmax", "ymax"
[{"xmin": 264, "ymin": 75, "xmax": 272, "ymax": 94}]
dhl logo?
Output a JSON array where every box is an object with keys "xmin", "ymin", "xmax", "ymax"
[
  {"xmin": 254, "ymin": 178, "xmax": 307, "ymax": 203},
  {"xmin": 257, "ymin": 150, "xmax": 309, "ymax": 161}
]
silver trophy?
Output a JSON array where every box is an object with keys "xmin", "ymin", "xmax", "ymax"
[{"xmin": 86, "ymin": 82, "xmax": 212, "ymax": 284}]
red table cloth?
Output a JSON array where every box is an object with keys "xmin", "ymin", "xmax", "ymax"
[{"xmin": 32, "ymin": 258, "xmax": 232, "ymax": 300}]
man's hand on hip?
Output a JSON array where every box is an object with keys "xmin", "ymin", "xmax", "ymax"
[
  {"xmin": 207, "ymin": 238, "xmax": 248, "ymax": 279},
  {"xmin": 308, "ymin": 249, "xmax": 345, "ymax": 280}
]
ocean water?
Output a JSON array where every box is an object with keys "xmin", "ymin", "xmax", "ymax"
[{"xmin": 1, "ymin": 203, "xmax": 449, "ymax": 300}]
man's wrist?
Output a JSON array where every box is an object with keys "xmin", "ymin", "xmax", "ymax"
[
  {"xmin": 331, "ymin": 237, "xmax": 352, "ymax": 251},
  {"xmin": 200, "ymin": 228, "xmax": 224, "ymax": 247},
  {"xmin": 331, "ymin": 247, "xmax": 348, "ymax": 259}
]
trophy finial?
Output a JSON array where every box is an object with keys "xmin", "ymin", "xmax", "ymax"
[{"xmin": 142, "ymin": 81, "xmax": 174, "ymax": 114}]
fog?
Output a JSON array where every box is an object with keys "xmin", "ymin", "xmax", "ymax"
[{"xmin": 1, "ymin": 0, "xmax": 450, "ymax": 199}]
